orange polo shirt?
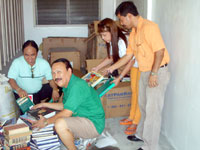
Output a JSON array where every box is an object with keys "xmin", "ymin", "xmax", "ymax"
[{"xmin": 126, "ymin": 16, "xmax": 170, "ymax": 72}]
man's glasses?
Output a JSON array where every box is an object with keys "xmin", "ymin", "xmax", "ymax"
[{"xmin": 31, "ymin": 67, "xmax": 34, "ymax": 78}]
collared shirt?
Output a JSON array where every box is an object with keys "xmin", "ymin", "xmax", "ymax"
[
  {"xmin": 62, "ymin": 74, "xmax": 105, "ymax": 134},
  {"xmin": 126, "ymin": 16, "xmax": 170, "ymax": 72},
  {"xmin": 8, "ymin": 56, "xmax": 52, "ymax": 93}
]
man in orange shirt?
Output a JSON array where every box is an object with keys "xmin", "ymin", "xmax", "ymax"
[{"xmin": 106, "ymin": 1, "xmax": 170, "ymax": 150}]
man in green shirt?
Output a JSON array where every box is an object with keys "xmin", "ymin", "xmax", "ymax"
[{"xmin": 32, "ymin": 58, "xmax": 105, "ymax": 150}]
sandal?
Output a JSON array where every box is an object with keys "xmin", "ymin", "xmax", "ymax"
[
  {"xmin": 120, "ymin": 118, "xmax": 133, "ymax": 125},
  {"xmin": 124, "ymin": 124, "xmax": 137, "ymax": 135}
]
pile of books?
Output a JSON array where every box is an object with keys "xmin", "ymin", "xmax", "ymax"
[
  {"xmin": 30, "ymin": 124, "xmax": 60, "ymax": 150},
  {"xmin": 82, "ymin": 71, "xmax": 116, "ymax": 97},
  {"xmin": 3, "ymin": 123, "xmax": 32, "ymax": 149}
]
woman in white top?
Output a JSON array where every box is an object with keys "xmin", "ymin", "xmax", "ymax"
[
  {"xmin": 93, "ymin": 18, "xmax": 141, "ymax": 136},
  {"xmin": 92, "ymin": 18, "xmax": 127, "ymax": 75}
]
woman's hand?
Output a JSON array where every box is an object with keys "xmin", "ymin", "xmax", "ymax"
[{"xmin": 92, "ymin": 67, "xmax": 99, "ymax": 72}]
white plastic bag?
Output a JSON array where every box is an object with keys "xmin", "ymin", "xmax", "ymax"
[{"xmin": 0, "ymin": 74, "xmax": 19, "ymax": 123}]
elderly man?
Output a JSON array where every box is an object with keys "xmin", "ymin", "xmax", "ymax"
[
  {"xmin": 106, "ymin": 1, "xmax": 170, "ymax": 150},
  {"xmin": 32, "ymin": 58, "xmax": 105, "ymax": 150},
  {"xmin": 8, "ymin": 40, "xmax": 59, "ymax": 105}
]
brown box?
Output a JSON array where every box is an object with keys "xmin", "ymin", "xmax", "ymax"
[
  {"xmin": 50, "ymin": 48, "xmax": 80, "ymax": 71},
  {"xmin": 42, "ymin": 37, "xmax": 88, "ymax": 68},
  {"xmin": 101, "ymin": 82, "xmax": 131, "ymax": 118},
  {"xmin": 86, "ymin": 59, "xmax": 104, "ymax": 72}
]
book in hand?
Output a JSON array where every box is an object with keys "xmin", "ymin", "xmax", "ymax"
[
  {"xmin": 27, "ymin": 108, "xmax": 56, "ymax": 120},
  {"xmin": 16, "ymin": 97, "xmax": 34, "ymax": 113},
  {"xmin": 82, "ymin": 71, "xmax": 104, "ymax": 87},
  {"xmin": 96, "ymin": 78, "xmax": 115, "ymax": 98}
]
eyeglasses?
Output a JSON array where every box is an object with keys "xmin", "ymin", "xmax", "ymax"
[{"xmin": 31, "ymin": 67, "xmax": 34, "ymax": 78}]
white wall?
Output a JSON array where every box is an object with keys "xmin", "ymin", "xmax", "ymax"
[
  {"xmin": 23, "ymin": 0, "xmax": 115, "ymax": 47},
  {"xmin": 151, "ymin": 0, "xmax": 200, "ymax": 149}
]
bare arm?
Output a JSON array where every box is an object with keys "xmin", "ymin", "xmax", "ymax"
[
  {"xmin": 8, "ymin": 78, "xmax": 28, "ymax": 97},
  {"xmin": 113, "ymin": 59, "xmax": 135, "ymax": 86},
  {"xmin": 92, "ymin": 57, "xmax": 113, "ymax": 72},
  {"xmin": 32, "ymin": 108, "xmax": 72, "ymax": 129},
  {"xmin": 104, "ymin": 53, "xmax": 134, "ymax": 74},
  {"xmin": 149, "ymin": 48, "xmax": 165, "ymax": 87},
  {"xmin": 32, "ymin": 102, "xmax": 64, "ymax": 111},
  {"xmin": 49, "ymin": 80, "xmax": 60, "ymax": 101}
]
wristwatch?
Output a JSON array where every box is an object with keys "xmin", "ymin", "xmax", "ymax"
[{"xmin": 150, "ymin": 72, "xmax": 157, "ymax": 76}]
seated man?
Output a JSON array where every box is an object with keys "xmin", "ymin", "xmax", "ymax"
[
  {"xmin": 32, "ymin": 58, "xmax": 105, "ymax": 150},
  {"xmin": 8, "ymin": 40, "xmax": 60, "ymax": 105}
]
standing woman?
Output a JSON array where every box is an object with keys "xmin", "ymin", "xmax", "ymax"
[
  {"xmin": 92, "ymin": 18, "xmax": 141, "ymax": 135},
  {"xmin": 92, "ymin": 18, "xmax": 127, "ymax": 75}
]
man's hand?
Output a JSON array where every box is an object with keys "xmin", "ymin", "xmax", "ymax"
[
  {"xmin": 31, "ymin": 103, "xmax": 44, "ymax": 110},
  {"xmin": 112, "ymin": 77, "xmax": 121, "ymax": 86},
  {"xmin": 148, "ymin": 74, "xmax": 158, "ymax": 88},
  {"xmin": 32, "ymin": 115, "xmax": 47, "ymax": 130},
  {"xmin": 17, "ymin": 88, "xmax": 28, "ymax": 98},
  {"xmin": 52, "ymin": 89, "xmax": 60, "ymax": 101}
]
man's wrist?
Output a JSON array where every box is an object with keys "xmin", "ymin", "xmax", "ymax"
[
  {"xmin": 119, "ymin": 75, "xmax": 123, "ymax": 79},
  {"xmin": 53, "ymin": 88, "xmax": 59, "ymax": 92},
  {"xmin": 150, "ymin": 71, "xmax": 158, "ymax": 76},
  {"xmin": 16, "ymin": 87, "xmax": 21, "ymax": 92}
]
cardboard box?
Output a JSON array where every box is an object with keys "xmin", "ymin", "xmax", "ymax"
[
  {"xmin": 101, "ymin": 82, "xmax": 131, "ymax": 118},
  {"xmin": 42, "ymin": 37, "xmax": 88, "ymax": 68},
  {"xmin": 50, "ymin": 47, "xmax": 80, "ymax": 71},
  {"xmin": 86, "ymin": 59, "xmax": 104, "ymax": 72}
]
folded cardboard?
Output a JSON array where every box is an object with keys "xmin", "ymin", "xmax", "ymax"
[
  {"xmin": 50, "ymin": 47, "xmax": 80, "ymax": 71},
  {"xmin": 101, "ymin": 82, "xmax": 131, "ymax": 118}
]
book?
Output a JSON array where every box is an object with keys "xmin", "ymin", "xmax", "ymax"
[
  {"xmin": 4, "ymin": 131, "xmax": 32, "ymax": 140},
  {"xmin": 16, "ymin": 97, "xmax": 34, "ymax": 113},
  {"xmin": 3, "ymin": 123, "xmax": 30, "ymax": 136},
  {"xmin": 96, "ymin": 78, "xmax": 115, "ymax": 97},
  {"xmin": 4, "ymin": 140, "xmax": 30, "ymax": 150},
  {"xmin": 82, "ymin": 71, "xmax": 104, "ymax": 87},
  {"xmin": 31, "ymin": 135, "xmax": 58, "ymax": 141},
  {"xmin": 27, "ymin": 108, "xmax": 56, "ymax": 120}
]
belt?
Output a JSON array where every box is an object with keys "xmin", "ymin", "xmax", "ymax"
[{"xmin": 160, "ymin": 63, "xmax": 168, "ymax": 68}]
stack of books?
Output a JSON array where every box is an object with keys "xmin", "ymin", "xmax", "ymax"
[
  {"xmin": 3, "ymin": 123, "xmax": 32, "ymax": 149},
  {"xmin": 30, "ymin": 124, "xmax": 60, "ymax": 150}
]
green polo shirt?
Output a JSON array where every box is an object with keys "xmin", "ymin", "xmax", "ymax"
[{"xmin": 62, "ymin": 74, "xmax": 105, "ymax": 134}]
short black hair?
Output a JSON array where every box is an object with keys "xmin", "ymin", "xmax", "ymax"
[
  {"xmin": 22, "ymin": 40, "xmax": 39, "ymax": 53},
  {"xmin": 52, "ymin": 58, "xmax": 73, "ymax": 72},
  {"xmin": 115, "ymin": 1, "xmax": 139, "ymax": 17}
]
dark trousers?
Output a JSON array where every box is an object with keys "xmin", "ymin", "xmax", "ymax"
[{"xmin": 14, "ymin": 83, "xmax": 54, "ymax": 105}]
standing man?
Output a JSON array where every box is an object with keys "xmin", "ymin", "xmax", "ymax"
[
  {"xmin": 106, "ymin": 1, "xmax": 170, "ymax": 150},
  {"xmin": 32, "ymin": 58, "xmax": 105, "ymax": 150},
  {"xmin": 8, "ymin": 40, "xmax": 60, "ymax": 105}
]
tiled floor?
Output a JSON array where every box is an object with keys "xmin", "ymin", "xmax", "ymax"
[{"xmin": 61, "ymin": 117, "xmax": 175, "ymax": 150}]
